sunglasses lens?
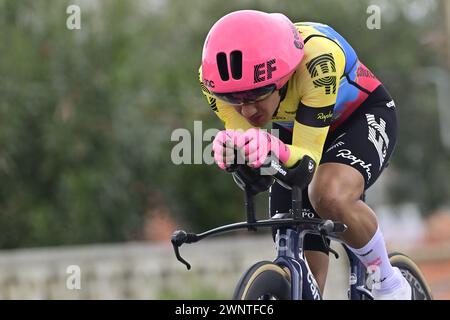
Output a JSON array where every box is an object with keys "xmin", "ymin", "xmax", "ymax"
[{"xmin": 212, "ymin": 84, "xmax": 276, "ymax": 105}]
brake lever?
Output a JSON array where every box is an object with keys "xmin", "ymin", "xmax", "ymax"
[
  {"xmin": 171, "ymin": 230, "xmax": 197, "ymax": 270},
  {"xmin": 319, "ymin": 231, "xmax": 340, "ymax": 259},
  {"xmin": 172, "ymin": 243, "xmax": 191, "ymax": 270},
  {"xmin": 319, "ymin": 221, "xmax": 340, "ymax": 259}
]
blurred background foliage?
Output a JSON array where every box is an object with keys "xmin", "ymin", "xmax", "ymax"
[{"xmin": 0, "ymin": 0, "xmax": 449, "ymax": 248}]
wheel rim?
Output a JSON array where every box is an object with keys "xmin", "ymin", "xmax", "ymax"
[
  {"xmin": 399, "ymin": 268, "xmax": 430, "ymax": 300},
  {"xmin": 258, "ymin": 293, "xmax": 279, "ymax": 300}
]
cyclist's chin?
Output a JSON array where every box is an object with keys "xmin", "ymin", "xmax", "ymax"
[{"xmin": 248, "ymin": 114, "xmax": 268, "ymax": 127}]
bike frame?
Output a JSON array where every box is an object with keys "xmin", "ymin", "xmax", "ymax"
[
  {"xmin": 345, "ymin": 246, "xmax": 374, "ymax": 299},
  {"xmin": 274, "ymin": 227, "xmax": 320, "ymax": 300},
  {"xmin": 171, "ymin": 158, "xmax": 375, "ymax": 300},
  {"xmin": 172, "ymin": 212, "xmax": 374, "ymax": 299},
  {"xmin": 273, "ymin": 223, "xmax": 373, "ymax": 300}
]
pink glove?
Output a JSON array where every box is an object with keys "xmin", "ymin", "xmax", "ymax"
[
  {"xmin": 238, "ymin": 128, "xmax": 291, "ymax": 168},
  {"xmin": 212, "ymin": 130, "xmax": 243, "ymax": 170}
]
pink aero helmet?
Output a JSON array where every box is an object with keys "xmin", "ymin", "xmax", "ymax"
[{"xmin": 201, "ymin": 10, "xmax": 304, "ymax": 105}]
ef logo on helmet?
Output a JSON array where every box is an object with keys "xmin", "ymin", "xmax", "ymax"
[{"xmin": 254, "ymin": 59, "xmax": 277, "ymax": 83}]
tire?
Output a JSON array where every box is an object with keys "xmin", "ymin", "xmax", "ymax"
[
  {"xmin": 233, "ymin": 261, "xmax": 291, "ymax": 300},
  {"xmin": 389, "ymin": 252, "xmax": 433, "ymax": 300}
]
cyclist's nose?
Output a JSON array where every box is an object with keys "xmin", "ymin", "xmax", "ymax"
[{"xmin": 241, "ymin": 104, "xmax": 258, "ymax": 118}]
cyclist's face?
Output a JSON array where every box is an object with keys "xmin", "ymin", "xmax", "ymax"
[{"xmin": 233, "ymin": 91, "xmax": 281, "ymax": 127}]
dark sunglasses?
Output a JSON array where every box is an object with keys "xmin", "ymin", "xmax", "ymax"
[{"xmin": 212, "ymin": 84, "xmax": 276, "ymax": 106}]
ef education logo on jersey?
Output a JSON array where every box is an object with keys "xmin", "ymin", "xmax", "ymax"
[
  {"xmin": 306, "ymin": 53, "xmax": 337, "ymax": 94},
  {"xmin": 254, "ymin": 59, "xmax": 277, "ymax": 83}
]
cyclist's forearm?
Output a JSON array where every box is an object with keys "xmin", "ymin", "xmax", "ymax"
[{"xmin": 285, "ymin": 123, "xmax": 329, "ymax": 168}]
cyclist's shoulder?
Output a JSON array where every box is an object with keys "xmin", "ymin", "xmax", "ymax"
[
  {"xmin": 293, "ymin": 23, "xmax": 346, "ymax": 85},
  {"xmin": 294, "ymin": 22, "xmax": 341, "ymax": 41},
  {"xmin": 286, "ymin": 23, "xmax": 346, "ymax": 103},
  {"xmin": 294, "ymin": 22, "xmax": 329, "ymax": 37},
  {"xmin": 295, "ymin": 22, "xmax": 349, "ymax": 57}
]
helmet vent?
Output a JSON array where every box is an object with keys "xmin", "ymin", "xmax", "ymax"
[
  {"xmin": 216, "ymin": 52, "xmax": 230, "ymax": 81},
  {"xmin": 230, "ymin": 50, "xmax": 242, "ymax": 80}
]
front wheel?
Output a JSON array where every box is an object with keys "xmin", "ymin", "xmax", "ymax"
[
  {"xmin": 233, "ymin": 261, "xmax": 291, "ymax": 300},
  {"xmin": 389, "ymin": 252, "xmax": 433, "ymax": 300}
]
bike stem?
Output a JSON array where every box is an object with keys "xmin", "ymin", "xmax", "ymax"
[
  {"xmin": 291, "ymin": 185, "xmax": 302, "ymax": 220},
  {"xmin": 245, "ymin": 187, "xmax": 257, "ymax": 231}
]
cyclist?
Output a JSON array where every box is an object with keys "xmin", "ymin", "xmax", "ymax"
[{"xmin": 199, "ymin": 10, "xmax": 411, "ymax": 299}]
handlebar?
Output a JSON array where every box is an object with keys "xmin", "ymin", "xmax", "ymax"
[
  {"xmin": 226, "ymin": 153, "xmax": 317, "ymax": 192},
  {"xmin": 171, "ymin": 155, "xmax": 346, "ymax": 269},
  {"xmin": 227, "ymin": 154, "xmax": 317, "ymax": 223},
  {"xmin": 171, "ymin": 217, "xmax": 347, "ymax": 269}
]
